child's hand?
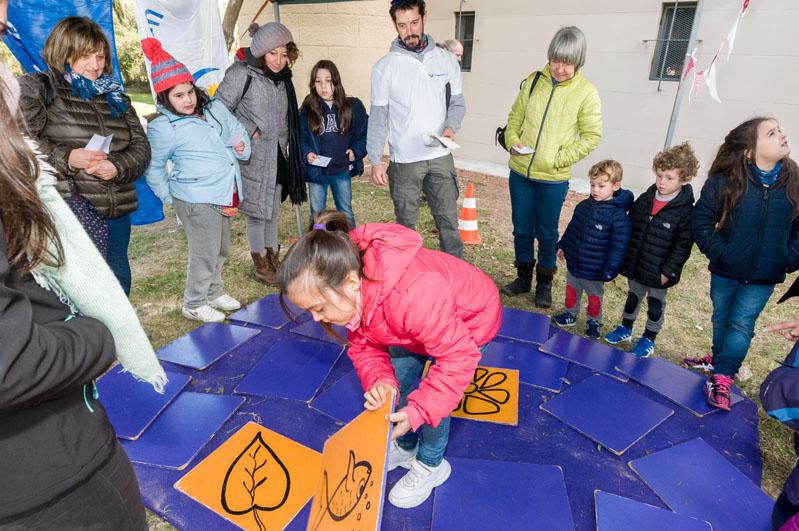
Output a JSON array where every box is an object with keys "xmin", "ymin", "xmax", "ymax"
[
  {"xmin": 766, "ymin": 319, "xmax": 799, "ymax": 341},
  {"xmin": 307, "ymin": 152, "xmax": 317, "ymax": 164},
  {"xmin": 234, "ymin": 141, "xmax": 245, "ymax": 155},
  {"xmin": 441, "ymin": 127, "xmax": 455, "ymax": 139},
  {"xmin": 345, "ymin": 148, "xmax": 355, "ymax": 162},
  {"xmin": 388, "ymin": 410, "xmax": 411, "ymax": 440},
  {"xmin": 660, "ymin": 274, "xmax": 669, "ymax": 285},
  {"xmin": 364, "ymin": 381, "xmax": 397, "ymax": 410},
  {"xmin": 557, "ymin": 249, "xmax": 565, "ymax": 260}
]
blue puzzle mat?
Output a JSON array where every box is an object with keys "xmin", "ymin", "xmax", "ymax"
[
  {"xmin": 483, "ymin": 338, "xmax": 568, "ymax": 391},
  {"xmin": 121, "ymin": 392, "xmax": 244, "ymax": 470},
  {"xmin": 629, "ymin": 437, "xmax": 773, "ymax": 531},
  {"xmin": 97, "ymin": 367, "xmax": 191, "ymax": 440},
  {"xmin": 227, "ymin": 293, "xmax": 302, "ymax": 329},
  {"xmin": 289, "ymin": 319, "xmax": 348, "ymax": 344},
  {"xmin": 540, "ymin": 330, "xmax": 635, "ymax": 381},
  {"xmin": 541, "ymin": 375, "xmax": 674, "ymax": 455},
  {"xmin": 234, "ymin": 338, "xmax": 343, "ymax": 401},
  {"xmin": 615, "ymin": 355, "xmax": 745, "ymax": 416},
  {"xmin": 310, "ymin": 368, "xmax": 365, "ymax": 424},
  {"xmin": 497, "ymin": 307, "xmax": 552, "ymax": 344},
  {"xmin": 155, "ymin": 322, "xmax": 261, "ymax": 369},
  {"xmin": 125, "ymin": 300, "xmax": 767, "ymax": 530},
  {"xmin": 594, "ymin": 491, "xmax": 711, "ymax": 531},
  {"xmin": 431, "ymin": 458, "xmax": 574, "ymax": 530}
]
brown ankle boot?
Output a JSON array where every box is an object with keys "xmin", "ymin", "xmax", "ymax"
[
  {"xmin": 251, "ymin": 252, "xmax": 276, "ymax": 285},
  {"xmin": 265, "ymin": 247, "xmax": 281, "ymax": 274}
]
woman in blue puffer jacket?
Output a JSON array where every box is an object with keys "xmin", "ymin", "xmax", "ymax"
[{"xmin": 142, "ymin": 39, "xmax": 251, "ymax": 324}]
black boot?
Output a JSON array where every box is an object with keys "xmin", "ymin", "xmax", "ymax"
[
  {"xmin": 535, "ymin": 267, "xmax": 556, "ymax": 308},
  {"xmin": 501, "ymin": 261, "xmax": 535, "ymax": 296}
]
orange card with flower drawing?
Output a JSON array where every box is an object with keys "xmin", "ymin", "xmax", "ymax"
[
  {"xmin": 423, "ymin": 362, "xmax": 520, "ymax": 426},
  {"xmin": 175, "ymin": 421, "xmax": 321, "ymax": 531},
  {"xmin": 307, "ymin": 394, "xmax": 394, "ymax": 531}
]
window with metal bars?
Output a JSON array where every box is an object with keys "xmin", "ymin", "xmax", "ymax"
[
  {"xmin": 650, "ymin": 2, "xmax": 697, "ymax": 81},
  {"xmin": 455, "ymin": 11, "xmax": 475, "ymax": 72}
]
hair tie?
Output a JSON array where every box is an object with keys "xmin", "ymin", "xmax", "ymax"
[{"xmin": 312, "ymin": 223, "xmax": 327, "ymax": 231}]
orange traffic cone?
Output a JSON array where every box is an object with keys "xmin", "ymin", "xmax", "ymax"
[{"xmin": 458, "ymin": 182, "xmax": 481, "ymax": 245}]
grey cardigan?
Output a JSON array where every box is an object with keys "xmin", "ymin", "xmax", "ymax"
[{"xmin": 216, "ymin": 61, "xmax": 289, "ymax": 220}]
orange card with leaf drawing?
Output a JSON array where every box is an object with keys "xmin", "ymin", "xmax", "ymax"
[
  {"xmin": 307, "ymin": 396, "xmax": 393, "ymax": 531},
  {"xmin": 175, "ymin": 422, "xmax": 321, "ymax": 531},
  {"xmin": 423, "ymin": 362, "xmax": 519, "ymax": 426}
]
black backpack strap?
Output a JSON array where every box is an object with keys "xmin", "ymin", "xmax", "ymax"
[
  {"xmin": 231, "ymin": 74, "xmax": 253, "ymax": 114},
  {"xmin": 526, "ymin": 71, "xmax": 542, "ymax": 98}
]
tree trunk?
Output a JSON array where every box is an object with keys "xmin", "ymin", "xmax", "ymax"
[{"xmin": 222, "ymin": 0, "xmax": 246, "ymax": 52}]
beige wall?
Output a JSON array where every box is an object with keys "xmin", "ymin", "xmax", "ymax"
[
  {"xmin": 236, "ymin": 0, "xmax": 395, "ymax": 107},
  {"xmin": 425, "ymin": 0, "xmax": 799, "ymax": 191}
]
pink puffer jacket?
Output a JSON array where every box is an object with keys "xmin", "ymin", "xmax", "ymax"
[{"xmin": 347, "ymin": 223, "xmax": 502, "ymax": 431}]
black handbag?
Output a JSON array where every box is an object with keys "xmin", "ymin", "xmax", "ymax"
[
  {"xmin": 495, "ymin": 71, "xmax": 542, "ymax": 152},
  {"xmin": 64, "ymin": 177, "xmax": 109, "ymax": 258}
]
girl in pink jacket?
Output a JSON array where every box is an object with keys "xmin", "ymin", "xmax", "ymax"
[{"xmin": 279, "ymin": 211, "xmax": 501, "ymax": 509}]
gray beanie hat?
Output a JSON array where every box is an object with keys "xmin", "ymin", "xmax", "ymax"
[{"xmin": 248, "ymin": 22, "xmax": 294, "ymax": 58}]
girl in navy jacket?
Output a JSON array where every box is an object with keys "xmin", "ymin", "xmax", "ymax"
[
  {"xmin": 687, "ymin": 117, "xmax": 799, "ymax": 411},
  {"xmin": 299, "ymin": 60, "xmax": 368, "ymax": 227}
]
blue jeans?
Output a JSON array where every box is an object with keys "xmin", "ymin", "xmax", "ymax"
[
  {"xmin": 308, "ymin": 171, "xmax": 355, "ymax": 227},
  {"xmin": 106, "ymin": 214, "xmax": 132, "ymax": 295},
  {"xmin": 710, "ymin": 273, "xmax": 774, "ymax": 376},
  {"xmin": 389, "ymin": 346, "xmax": 451, "ymax": 467},
  {"xmin": 509, "ymin": 170, "xmax": 569, "ymax": 269}
]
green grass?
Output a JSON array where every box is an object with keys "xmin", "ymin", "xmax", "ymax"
[
  {"xmin": 127, "ymin": 89, "xmax": 156, "ymax": 118},
  {"xmin": 133, "ymin": 173, "xmax": 796, "ymax": 528}
]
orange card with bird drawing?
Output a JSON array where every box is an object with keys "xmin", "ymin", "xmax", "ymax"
[
  {"xmin": 175, "ymin": 422, "xmax": 321, "ymax": 531},
  {"xmin": 307, "ymin": 391, "xmax": 394, "ymax": 531}
]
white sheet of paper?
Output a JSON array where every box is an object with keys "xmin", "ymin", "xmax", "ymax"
[
  {"xmin": 310, "ymin": 155, "xmax": 332, "ymax": 168},
  {"xmin": 85, "ymin": 134, "xmax": 113, "ymax": 154},
  {"xmin": 227, "ymin": 132, "xmax": 244, "ymax": 147},
  {"xmin": 432, "ymin": 134, "xmax": 460, "ymax": 150},
  {"xmin": 514, "ymin": 145, "xmax": 534, "ymax": 155}
]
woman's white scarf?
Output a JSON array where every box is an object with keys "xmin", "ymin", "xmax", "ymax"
[{"xmin": 33, "ymin": 149, "xmax": 167, "ymax": 392}]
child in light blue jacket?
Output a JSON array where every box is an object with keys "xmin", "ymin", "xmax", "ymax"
[{"xmin": 142, "ymin": 38, "xmax": 251, "ymax": 323}]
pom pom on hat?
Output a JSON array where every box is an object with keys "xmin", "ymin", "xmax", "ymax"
[
  {"xmin": 249, "ymin": 22, "xmax": 294, "ymax": 58},
  {"xmin": 140, "ymin": 37, "xmax": 194, "ymax": 94}
]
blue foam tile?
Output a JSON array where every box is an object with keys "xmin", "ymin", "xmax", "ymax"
[
  {"xmin": 227, "ymin": 293, "xmax": 302, "ymax": 329},
  {"xmin": 541, "ymin": 374, "xmax": 674, "ymax": 455},
  {"xmin": 497, "ymin": 307, "xmax": 552, "ymax": 344},
  {"xmin": 156, "ymin": 323, "xmax": 261, "ymax": 370},
  {"xmin": 97, "ymin": 367, "xmax": 191, "ymax": 440},
  {"xmin": 121, "ymin": 392, "xmax": 244, "ymax": 470},
  {"xmin": 431, "ymin": 458, "xmax": 574, "ymax": 530},
  {"xmin": 615, "ymin": 356, "xmax": 745, "ymax": 417},
  {"xmin": 629, "ymin": 437, "xmax": 772, "ymax": 531},
  {"xmin": 289, "ymin": 319, "xmax": 348, "ymax": 345},
  {"xmin": 595, "ymin": 490, "xmax": 711, "ymax": 531},
  {"xmin": 483, "ymin": 339, "xmax": 568, "ymax": 392},
  {"xmin": 234, "ymin": 338, "xmax": 343, "ymax": 401},
  {"xmin": 539, "ymin": 330, "xmax": 632, "ymax": 381},
  {"xmin": 310, "ymin": 369, "xmax": 364, "ymax": 423}
]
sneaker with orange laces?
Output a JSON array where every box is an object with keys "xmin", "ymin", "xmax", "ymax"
[
  {"xmin": 706, "ymin": 374, "xmax": 733, "ymax": 411},
  {"xmin": 683, "ymin": 354, "xmax": 714, "ymax": 373}
]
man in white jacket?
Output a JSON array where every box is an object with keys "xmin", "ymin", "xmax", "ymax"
[{"xmin": 367, "ymin": 0, "xmax": 466, "ymax": 258}]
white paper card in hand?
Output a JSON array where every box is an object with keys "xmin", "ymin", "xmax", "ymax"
[
  {"xmin": 433, "ymin": 134, "xmax": 460, "ymax": 150},
  {"xmin": 310, "ymin": 155, "xmax": 332, "ymax": 168},
  {"xmin": 86, "ymin": 134, "xmax": 113, "ymax": 154},
  {"xmin": 514, "ymin": 145, "xmax": 534, "ymax": 155}
]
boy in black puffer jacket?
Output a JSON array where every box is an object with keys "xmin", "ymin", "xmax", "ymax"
[
  {"xmin": 604, "ymin": 143, "xmax": 698, "ymax": 357},
  {"xmin": 553, "ymin": 160, "xmax": 633, "ymax": 339}
]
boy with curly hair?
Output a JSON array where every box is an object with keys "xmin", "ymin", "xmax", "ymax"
[{"xmin": 604, "ymin": 142, "xmax": 699, "ymax": 357}]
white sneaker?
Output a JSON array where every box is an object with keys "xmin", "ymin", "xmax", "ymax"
[
  {"xmin": 208, "ymin": 294, "xmax": 241, "ymax": 311},
  {"xmin": 182, "ymin": 305, "xmax": 225, "ymax": 323},
  {"xmin": 388, "ymin": 458, "xmax": 451, "ymax": 509},
  {"xmin": 387, "ymin": 440, "xmax": 417, "ymax": 471}
]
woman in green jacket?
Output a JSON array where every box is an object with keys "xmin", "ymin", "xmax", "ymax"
[{"xmin": 501, "ymin": 26, "xmax": 602, "ymax": 307}]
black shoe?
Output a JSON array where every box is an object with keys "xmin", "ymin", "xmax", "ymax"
[
  {"xmin": 534, "ymin": 268, "xmax": 555, "ymax": 308},
  {"xmin": 501, "ymin": 261, "xmax": 534, "ymax": 296}
]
